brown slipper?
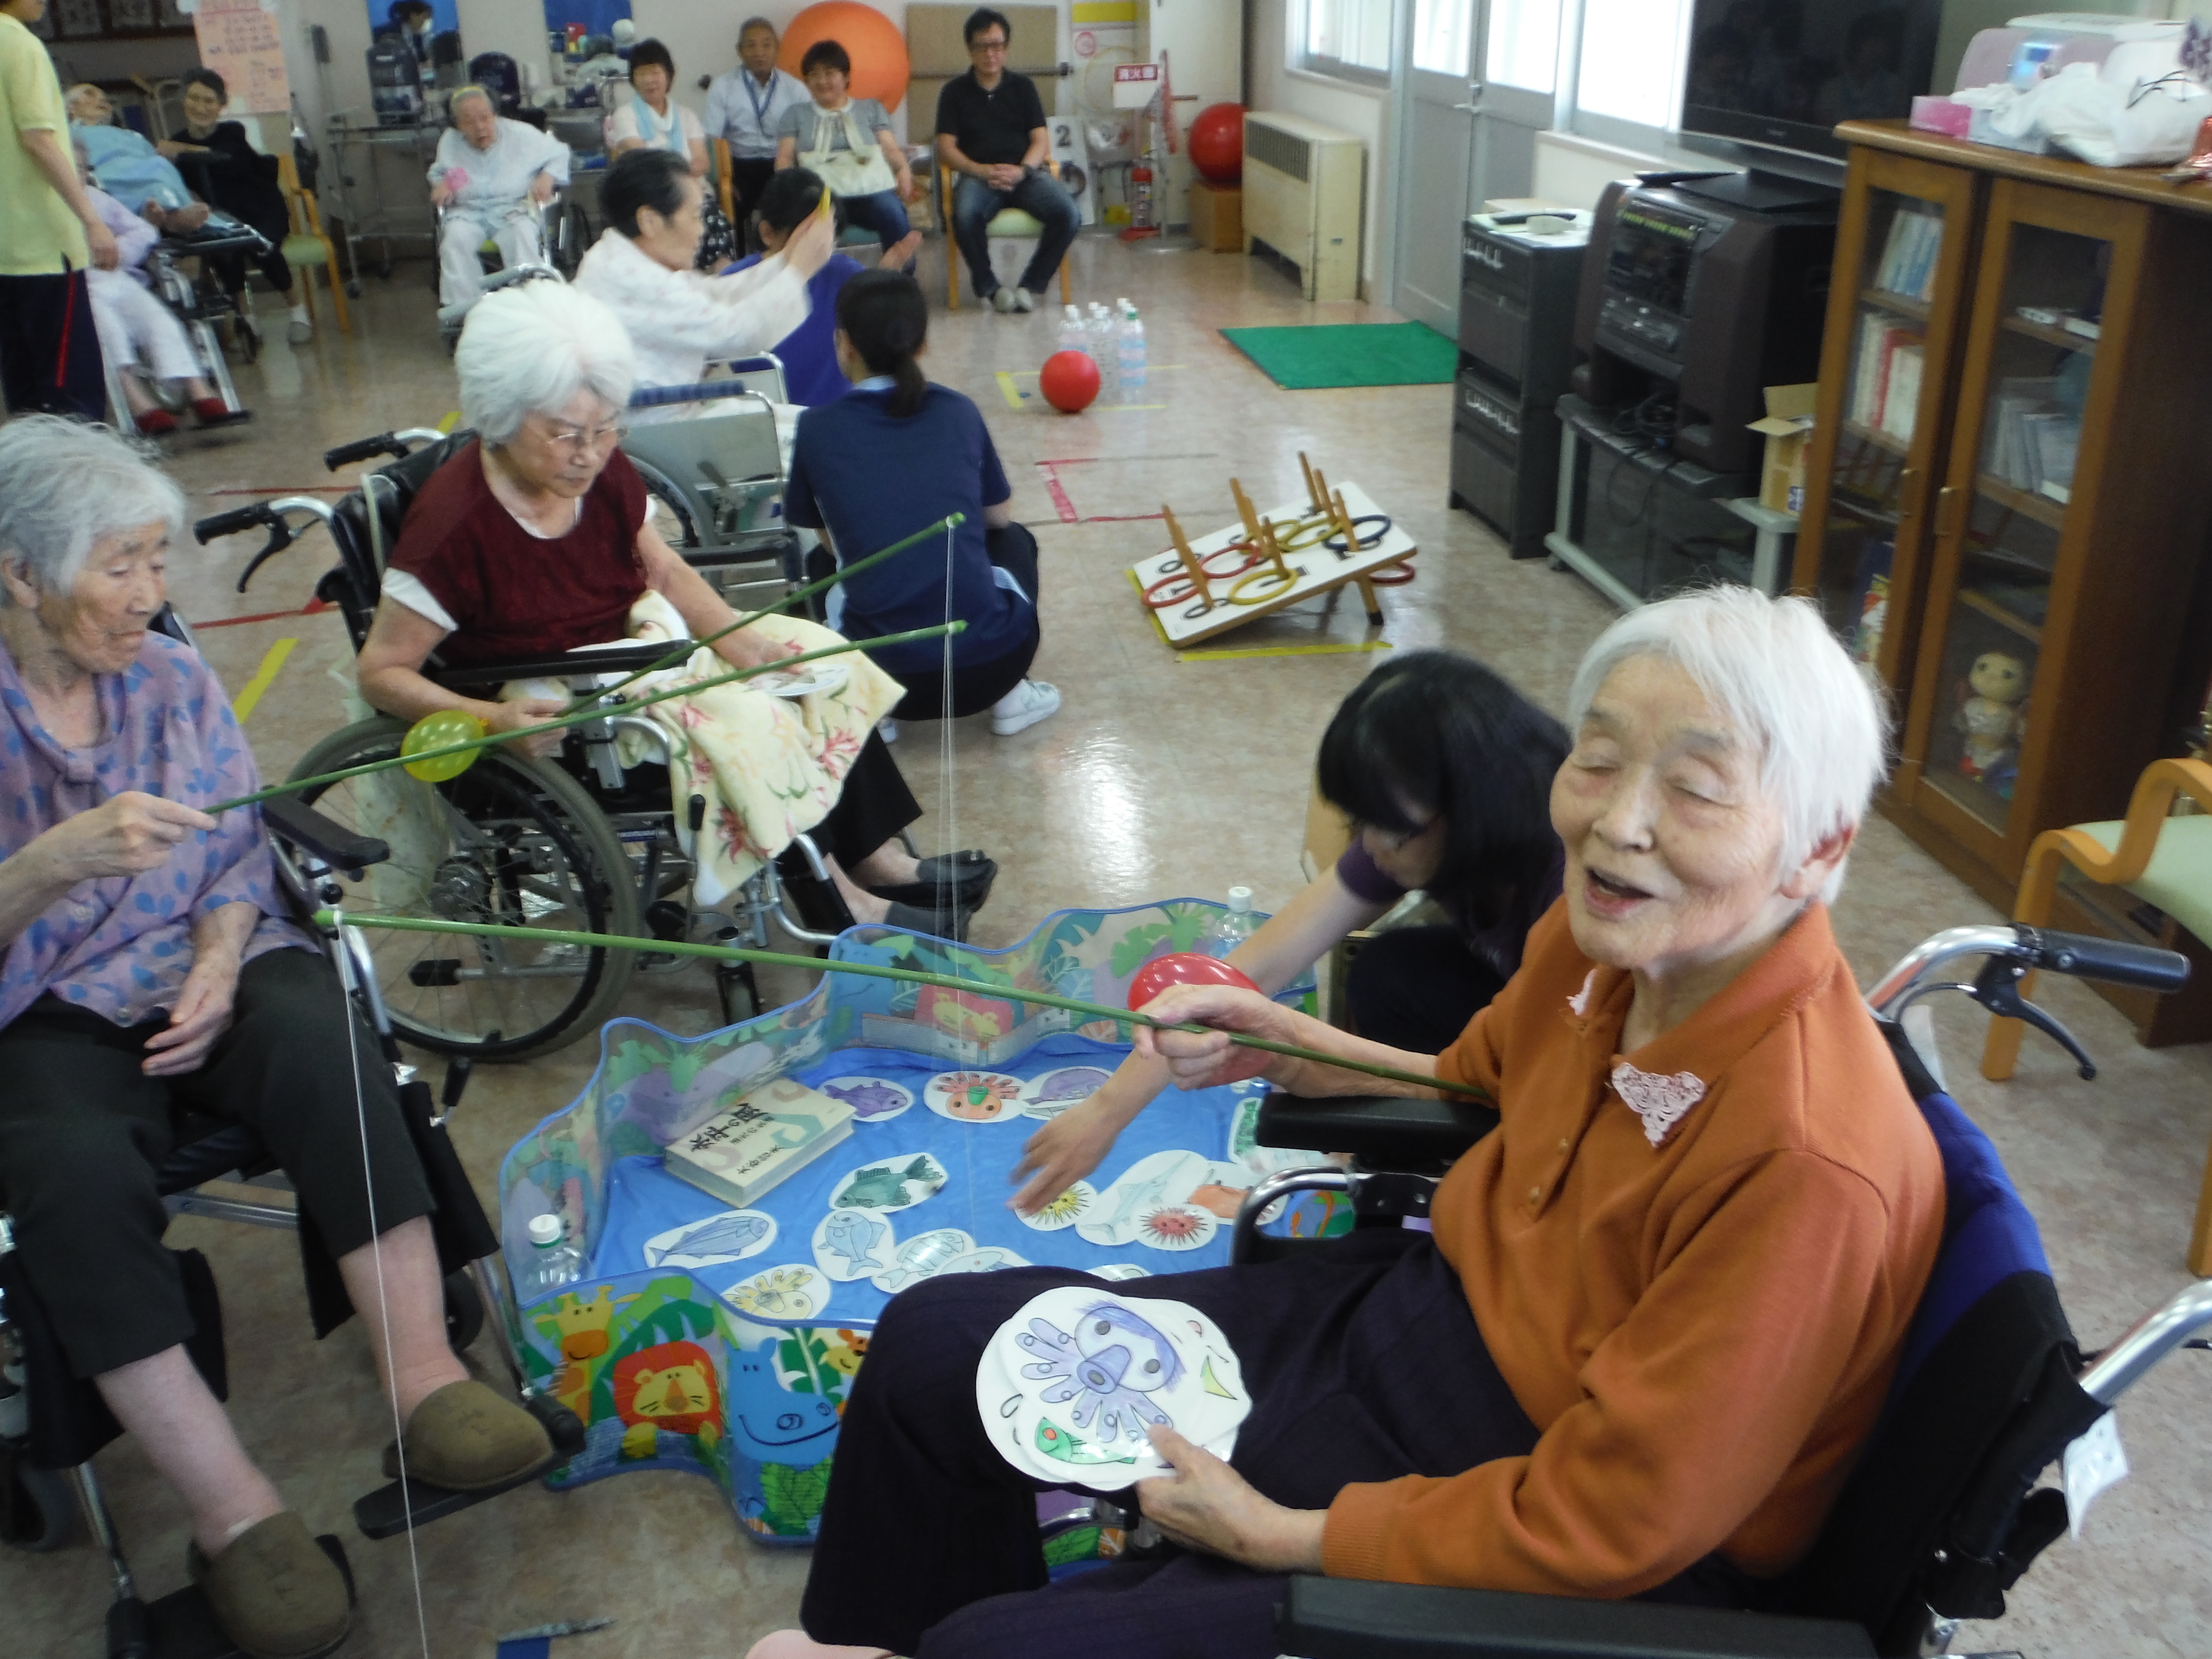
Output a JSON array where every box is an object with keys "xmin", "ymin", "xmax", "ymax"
[
  {"xmin": 187, "ymin": 1513, "xmax": 350, "ymax": 1659},
  {"xmin": 387, "ymin": 1380, "xmax": 553, "ymax": 1491}
]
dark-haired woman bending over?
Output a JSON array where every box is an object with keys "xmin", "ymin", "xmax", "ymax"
[
  {"xmin": 785, "ymin": 267, "xmax": 1058, "ymax": 736},
  {"xmin": 719, "ymin": 166, "xmax": 866, "ymax": 408},
  {"xmin": 1010, "ymin": 650, "xmax": 1566, "ymax": 1213}
]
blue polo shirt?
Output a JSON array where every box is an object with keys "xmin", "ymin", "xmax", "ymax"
[
  {"xmin": 721, "ymin": 249, "xmax": 865, "ymax": 409},
  {"xmin": 785, "ymin": 382, "xmax": 1028, "ymax": 673}
]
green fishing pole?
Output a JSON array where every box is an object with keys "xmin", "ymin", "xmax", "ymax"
[
  {"xmin": 208, "ymin": 620, "xmax": 964, "ymax": 815},
  {"xmin": 570, "ymin": 511, "xmax": 966, "ymax": 710},
  {"xmin": 313, "ymin": 910, "xmax": 1491, "ymax": 1101}
]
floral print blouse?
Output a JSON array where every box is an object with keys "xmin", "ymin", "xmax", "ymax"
[{"xmin": 0, "ymin": 631, "xmax": 309, "ymax": 1031}]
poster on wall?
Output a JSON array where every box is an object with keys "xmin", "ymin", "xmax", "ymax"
[{"xmin": 187, "ymin": 0, "xmax": 291, "ymax": 112}]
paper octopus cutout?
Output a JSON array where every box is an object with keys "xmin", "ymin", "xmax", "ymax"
[
  {"xmin": 1016, "ymin": 1300, "xmax": 1185, "ymax": 1445},
  {"xmin": 934, "ymin": 1071, "xmax": 1024, "ymax": 1121}
]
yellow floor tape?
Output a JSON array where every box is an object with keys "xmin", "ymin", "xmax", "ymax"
[
  {"xmin": 232, "ymin": 637, "xmax": 298, "ymax": 722},
  {"xmin": 1124, "ymin": 570, "xmax": 1391, "ymax": 660}
]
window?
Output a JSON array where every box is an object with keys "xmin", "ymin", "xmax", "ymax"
[
  {"xmin": 1412, "ymin": 0, "xmax": 1474, "ymax": 77},
  {"xmin": 1300, "ymin": 0, "xmax": 1392, "ymax": 81},
  {"xmin": 1575, "ymin": 0, "xmax": 1688, "ymax": 131},
  {"xmin": 1486, "ymin": 0, "xmax": 1562, "ymax": 94}
]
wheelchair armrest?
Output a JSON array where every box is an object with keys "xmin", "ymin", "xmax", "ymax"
[
  {"xmin": 1276, "ymin": 1579, "xmax": 1875, "ymax": 1659},
  {"xmin": 1257, "ymin": 1092, "xmax": 1500, "ymax": 1167},
  {"xmin": 424, "ymin": 640, "xmax": 689, "ymax": 688},
  {"xmin": 261, "ymin": 793, "xmax": 388, "ymax": 873}
]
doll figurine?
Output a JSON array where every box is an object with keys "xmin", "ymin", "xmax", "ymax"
[{"xmin": 1955, "ymin": 650, "xmax": 2031, "ymax": 798}]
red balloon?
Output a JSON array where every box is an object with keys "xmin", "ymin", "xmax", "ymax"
[
  {"xmin": 1188, "ymin": 103, "xmax": 1245, "ymax": 185},
  {"xmin": 1128, "ymin": 952, "xmax": 1261, "ymax": 1011},
  {"xmin": 1039, "ymin": 349, "xmax": 1100, "ymax": 414}
]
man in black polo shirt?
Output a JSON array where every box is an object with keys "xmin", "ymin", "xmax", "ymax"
[{"xmin": 933, "ymin": 6, "xmax": 1079, "ymax": 312}]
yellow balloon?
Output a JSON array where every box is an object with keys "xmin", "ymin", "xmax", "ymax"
[{"xmin": 401, "ymin": 710, "xmax": 489, "ymax": 781}]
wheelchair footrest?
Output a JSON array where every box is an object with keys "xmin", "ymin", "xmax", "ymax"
[
  {"xmin": 352, "ymin": 1464, "xmax": 545, "ymax": 1540},
  {"xmin": 137, "ymin": 1535, "xmax": 353, "ymax": 1659}
]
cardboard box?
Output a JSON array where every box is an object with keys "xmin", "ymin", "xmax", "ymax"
[
  {"xmin": 1190, "ymin": 180, "xmax": 1242, "ymax": 252},
  {"xmin": 1747, "ymin": 383, "xmax": 1818, "ymax": 515}
]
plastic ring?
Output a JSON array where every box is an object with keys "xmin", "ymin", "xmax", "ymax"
[
  {"xmin": 1365, "ymin": 557, "xmax": 1418, "ymax": 587},
  {"xmin": 1199, "ymin": 541, "xmax": 1263, "ymax": 579},
  {"xmin": 1227, "ymin": 566, "xmax": 1299, "ymax": 606},
  {"xmin": 1142, "ymin": 570, "xmax": 1203, "ymax": 610},
  {"xmin": 1273, "ymin": 518, "xmax": 1336, "ymax": 553},
  {"xmin": 1322, "ymin": 514, "xmax": 1393, "ymax": 553}
]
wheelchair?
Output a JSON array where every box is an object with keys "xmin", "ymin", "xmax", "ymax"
[
  {"xmin": 102, "ymin": 213, "xmax": 267, "ymax": 426},
  {"xmin": 0, "ymin": 608, "xmax": 587, "ymax": 1659},
  {"xmin": 190, "ymin": 370, "xmax": 876, "ymax": 1062},
  {"xmin": 432, "ymin": 184, "xmax": 589, "ymax": 319},
  {"xmin": 1219, "ymin": 922, "xmax": 2211, "ymax": 1659}
]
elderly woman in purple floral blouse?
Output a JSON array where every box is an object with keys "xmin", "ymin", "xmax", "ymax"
[{"xmin": 0, "ymin": 419, "xmax": 549, "ymax": 1659}]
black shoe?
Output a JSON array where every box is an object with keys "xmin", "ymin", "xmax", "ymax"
[
  {"xmin": 882, "ymin": 899, "xmax": 973, "ymax": 941},
  {"xmin": 865, "ymin": 851, "xmax": 997, "ymax": 908}
]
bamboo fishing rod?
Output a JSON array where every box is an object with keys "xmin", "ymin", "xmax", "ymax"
[
  {"xmin": 314, "ymin": 910, "xmax": 1491, "ymax": 1101},
  {"xmin": 568, "ymin": 511, "xmax": 966, "ymax": 710},
  {"xmin": 208, "ymin": 621, "xmax": 964, "ymax": 815}
]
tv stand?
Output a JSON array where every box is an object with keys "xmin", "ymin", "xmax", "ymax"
[{"xmin": 1675, "ymin": 170, "xmax": 1841, "ymax": 215}]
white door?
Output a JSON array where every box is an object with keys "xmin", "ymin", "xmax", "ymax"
[
  {"xmin": 1389, "ymin": 0, "xmax": 1560, "ymax": 332},
  {"xmin": 1147, "ymin": 0, "xmax": 1243, "ymax": 230}
]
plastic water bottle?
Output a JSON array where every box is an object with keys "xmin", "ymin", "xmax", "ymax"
[
  {"xmin": 516, "ymin": 1213, "xmax": 584, "ymax": 1299},
  {"xmin": 1208, "ymin": 885, "xmax": 1259, "ymax": 951},
  {"xmin": 1088, "ymin": 303, "xmax": 1119, "ymax": 400},
  {"xmin": 1117, "ymin": 304, "xmax": 1147, "ymax": 402},
  {"xmin": 1059, "ymin": 303, "xmax": 1086, "ymax": 358}
]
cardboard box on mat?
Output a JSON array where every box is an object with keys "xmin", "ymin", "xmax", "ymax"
[
  {"xmin": 1747, "ymin": 383, "xmax": 1818, "ymax": 514},
  {"xmin": 1190, "ymin": 180, "xmax": 1242, "ymax": 252}
]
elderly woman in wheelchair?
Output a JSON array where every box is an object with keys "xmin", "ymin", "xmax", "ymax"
[
  {"xmin": 0, "ymin": 419, "xmax": 550, "ymax": 1659},
  {"xmin": 753, "ymin": 586, "xmax": 1947, "ymax": 1659},
  {"xmin": 353, "ymin": 278, "xmax": 991, "ymax": 947}
]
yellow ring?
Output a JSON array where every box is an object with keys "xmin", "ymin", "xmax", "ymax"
[{"xmin": 1227, "ymin": 566, "xmax": 1299, "ymax": 606}]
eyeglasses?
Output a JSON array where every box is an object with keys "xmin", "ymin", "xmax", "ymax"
[
  {"xmin": 970, "ymin": 36, "xmax": 1008, "ymax": 52},
  {"xmin": 530, "ymin": 420, "xmax": 623, "ymax": 456}
]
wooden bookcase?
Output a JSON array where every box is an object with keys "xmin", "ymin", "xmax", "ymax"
[{"xmin": 1792, "ymin": 123, "xmax": 2212, "ymax": 911}]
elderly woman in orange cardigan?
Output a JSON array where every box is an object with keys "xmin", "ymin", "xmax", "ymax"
[{"xmin": 752, "ymin": 586, "xmax": 1945, "ymax": 1659}]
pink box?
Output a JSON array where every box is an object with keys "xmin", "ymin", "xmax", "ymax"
[{"xmin": 1910, "ymin": 96, "xmax": 1973, "ymax": 138}]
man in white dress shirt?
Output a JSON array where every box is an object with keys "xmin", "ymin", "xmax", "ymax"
[
  {"xmin": 428, "ymin": 86, "xmax": 570, "ymax": 307},
  {"xmin": 701, "ymin": 17, "xmax": 808, "ymax": 230}
]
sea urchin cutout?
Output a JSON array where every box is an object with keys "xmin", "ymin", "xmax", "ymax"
[
  {"xmin": 1134, "ymin": 1202, "xmax": 1216, "ymax": 1252},
  {"xmin": 1019, "ymin": 1180, "xmax": 1097, "ymax": 1232}
]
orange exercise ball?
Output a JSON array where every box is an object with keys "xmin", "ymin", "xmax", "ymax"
[
  {"xmin": 1188, "ymin": 103, "xmax": 1244, "ymax": 184},
  {"xmin": 780, "ymin": 1, "xmax": 912, "ymax": 113},
  {"xmin": 1040, "ymin": 350, "xmax": 1100, "ymax": 413}
]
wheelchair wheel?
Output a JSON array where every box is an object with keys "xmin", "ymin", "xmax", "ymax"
[
  {"xmin": 1, "ymin": 1442, "xmax": 80, "ymax": 1553},
  {"xmin": 287, "ymin": 718, "xmax": 643, "ymax": 1060},
  {"xmin": 443, "ymin": 1269, "xmax": 485, "ymax": 1353}
]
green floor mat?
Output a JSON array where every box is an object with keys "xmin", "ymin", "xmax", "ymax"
[{"xmin": 1220, "ymin": 322, "xmax": 1459, "ymax": 389}]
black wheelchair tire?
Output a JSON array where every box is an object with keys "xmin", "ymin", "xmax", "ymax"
[
  {"xmin": 442, "ymin": 1269, "xmax": 485, "ymax": 1354},
  {"xmin": 286, "ymin": 717, "xmax": 643, "ymax": 1060},
  {"xmin": 1, "ymin": 1443, "xmax": 81, "ymax": 1552}
]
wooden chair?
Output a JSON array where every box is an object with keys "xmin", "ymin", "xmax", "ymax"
[
  {"xmin": 1979, "ymin": 756, "xmax": 2212, "ymax": 1274},
  {"xmin": 276, "ymin": 151, "xmax": 349, "ymax": 335},
  {"xmin": 938, "ymin": 159, "xmax": 1073, "ymax": 312}
]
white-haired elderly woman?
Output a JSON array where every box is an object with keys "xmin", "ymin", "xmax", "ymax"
[
  {"xmin": 0, "ymin": 419, "xmax": 551, "ymax": 1659},
  {"xmin": 429, "ymin": 84, "xmax": 571, "ymax": 309},
  {"xmin": 754, "ymin": 586, "xmax": 1946, "ymax": 1659},
  {"xmin": 356, "ymin": 280, "xmax": 995, "ymax": 932}
]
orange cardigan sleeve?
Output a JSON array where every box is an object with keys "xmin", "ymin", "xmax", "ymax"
[{"xmin": 1320, "ymin": 1148, "xmax": 1913, "ymax": 1596}]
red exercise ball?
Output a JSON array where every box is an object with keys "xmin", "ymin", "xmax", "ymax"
[
  {"xmin": 1128, "ymin": 952, "xmax": 1262, "ymax": 1011},
  {"xmin": 1039, "ymin": 349, "xmax": 1100, "ymax": 413},
  {"xmin": 780, "ymin": 1, "xmax": 911, "ymax": 112},
  {"xmin": 1188, "ymin": 103, "xmax": 1245, "ymax": 184}
]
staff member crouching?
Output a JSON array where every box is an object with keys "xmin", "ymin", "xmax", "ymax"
[
  {"xmin": 751, "ymin": 586, "xmax": 1943, "ymax": 1659},
  {"xmin": 0, "ymin": 419, "xmax": 550, "ymax": 1659}
]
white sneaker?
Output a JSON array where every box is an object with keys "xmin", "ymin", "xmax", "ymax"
[
  {"xmin": 877, "ymin": 717, "xmax": 899, "ymax": 744},
  {"xmin": 989, "ymin": 678, "xmax": 1060, "ymax": 736},
  {"xmin": 287, "ymin": 311, "xmax": 313, "ymax": 344},
  {"xmin": 989, "ymin": 286, "xmax": 1018, "ymax": 313},
  {"xmin": 1010, "ymin": 288, "xmax": 1037, "ymax": 313}
]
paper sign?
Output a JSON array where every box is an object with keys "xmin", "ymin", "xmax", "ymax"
[
  {"xmin": 1113, "ymin": 62, "xmax": 1160, "ymax": 109},
  {"xmin": 191, "ymin": 0, "xmax": 290, "ymax": 114},
  {"xmin": 2062, "ymin": 1411, "xmax": 2128, "ymax": 1539}
]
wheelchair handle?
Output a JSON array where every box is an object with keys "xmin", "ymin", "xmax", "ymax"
[
  {"xmin": 324, "ymin": 427, "xmax": 449, "ymax": 471},
  {"xmin": 194, "ymin": 498, "xmax": 337, "ymax": 592},
  {"xmin": 192, "ymin": 504, "xmax": 277, "ymax": 542},
  {"xmin": 2024, "ymin": 926, "xmax": 2189, "ymax": 993}
]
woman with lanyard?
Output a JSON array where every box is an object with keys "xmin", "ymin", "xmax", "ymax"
[{"xmin": 608, "ymin": 39, "xmax": 736, "ymax": 269}]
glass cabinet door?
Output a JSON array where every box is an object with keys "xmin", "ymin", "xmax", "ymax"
[{"xmin": 1797, "ymin": 152, "xmax": 1977, "ymax": 701}]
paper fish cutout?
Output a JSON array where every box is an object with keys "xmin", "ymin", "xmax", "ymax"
[
  {"xmin": 812, "ymin": 1208, "xmax": 893, "ymax": 1281},
  {"xmin": 818, "ymin": 1076, "xmax": 915, "ymax": 1121},
  {"xmin": 870, "ymin": 1227, "xmax": 974, "ymax": 1293},
  {"xmin": 1021, "ymin": 1066, "xmax": 1113, "ymax": 1119},
  {"xmin": 834, "ymin": 1154, "xmax": 947, "ymax": 1212},
  {"xmin": 642, "ymin": 1209, "xmax": 776, "ymax": 1269},
  {"xmin": 1036, "ymin": 1418, "xmax": 1137, "ymax": 1467}
]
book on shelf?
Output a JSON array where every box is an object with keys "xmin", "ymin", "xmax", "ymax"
[
  {"xmin": 662, "ymin": 1077, "xmax": 856, "ymax": 1209},
  {"xmin": 1984, "ymin": 377, "xmax": 2065, "ymax": 491},
  {"xmin": 1850, "ymin": 320, "xmax": 1921, "ymax": 441},
  {"xmin": 1879, "ymin": 342, "xmax": 1923, "ymax": 443},
  {"xmin": 1872, "ymin": 208, "xmax": 1942, "ymax": 302}
]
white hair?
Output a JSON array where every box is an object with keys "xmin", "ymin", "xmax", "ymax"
[
  {"xmin": 455, "ymin": 279, "xmax": 636, "ymax": 446},
  {"xmin": 449, "ymin": 84, "xmax": 493, "ymax": 114},
  {"xmin": 0, "ymin": 417, "xmax": 186, "ymax": 606},
  {"xmin": 1565, "ymin": 586, "xmax": 1890, "ymax": 906}
]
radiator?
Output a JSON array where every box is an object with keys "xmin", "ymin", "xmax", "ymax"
[{"xmin": 1241, "ymin": 112, "xmax": 1366, "ymax": 302}]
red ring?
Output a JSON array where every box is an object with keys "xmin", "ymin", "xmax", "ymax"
[
  {"xmin": 1365, "ymin": 558, "xmax": 1418, "ymax": 586},
  {"xmin": 1143, "ymin": 570, "xmax": 1204, "ymax": 609}
]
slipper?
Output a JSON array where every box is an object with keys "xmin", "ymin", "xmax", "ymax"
[
  {"xmin": 865, "ymin": 852, "xmax": 997, "ymax": 907},
  {"xmin": 187, "ymin": 1513, "xmax": 350, "ymax": 1659},
  {"xmin": 382, "ymin": 1380, "xmax": 553, "ymax": 1490},
  {"xmin": 192, "ymin": 397, "xmax": 252, "ymax": 427},
  {"xmin": 882, "ymin": 899, "xmax": 972, "ymax": 942}
]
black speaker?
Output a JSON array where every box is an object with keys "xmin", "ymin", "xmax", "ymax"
[{"xmin": 1449, "ymin": 216, "xmax": 1587, "ymax": 559}]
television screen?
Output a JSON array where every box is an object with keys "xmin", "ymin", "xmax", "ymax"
[{"xmin": 1680, "ymin": 0, "xmax": 1941, "ymax": 168}]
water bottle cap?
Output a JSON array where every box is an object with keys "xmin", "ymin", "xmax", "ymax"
[
  {"xmin": 1227, "ymin": 885, "xmax": 1253, "ymax": 912},
  {"xmin": 528, "ymin": 1214, "xmax": 564, "ymax": 1246}
]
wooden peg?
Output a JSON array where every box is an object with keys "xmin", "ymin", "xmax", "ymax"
[
  {"xmin": 1310, "ymin": 465, "xmax": 1332, "ymax": 512},
  {"xmin": 1260, "ymin": 518, "xmax": 1292, "ymax": 579},
  {"xmin": 1329, "ymin": 488, "xmax": 1363, "ymax": 561},
  {"xmin": 1230, "ymin": 477, "xmax": 1263, "ymax": 542},
  {"xmin": 1298, "ymin": 451, "xmax": 1322, "ymax": 512},
  {"xmin": 1161, "ymin": 505, "xmax": 1212, "ymax": 605}
]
